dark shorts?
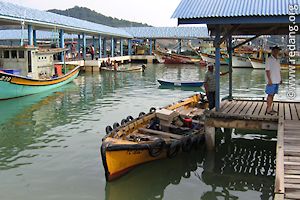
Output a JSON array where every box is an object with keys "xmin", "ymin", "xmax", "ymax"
[{"xmin": 265, "ymin": 84, "xmax": 279, "ymax": 95}]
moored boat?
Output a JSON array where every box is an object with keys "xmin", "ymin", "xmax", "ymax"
[
  {"xmin": 0, "ymin": 45, "xmax": 80, "ymax": 100},
  {"xmin": 157, "ymin": 79, "xmax": 204, "ymax": 87},
  {"xmin": 249, "ymin": 57, "xmax": 300, "ymax": 70},
  {"xmin": 200, "ymin": 52, "xmax": 228, "ymax": 65},
  {"xmin": 153, "ymin": 49, "xmax": 203, "ymax": 65},
  {"xmin": 101, "ymin": 65, "xmax": 145, "ymax": 72},
  {"xmin": 101, "ymin": 93, "xmax": 207, "ymax": 181},
  {"xmin": 232, "ymin": 54, "xmax": 253, "ymax": 68}
]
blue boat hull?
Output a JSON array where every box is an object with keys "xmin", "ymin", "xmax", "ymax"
[
  {"xmin": 157, "ymin": 79, "xmax": 204, "ymax": 87},
  {"xmin": 0, "ymin": 67, "xmax": 80, "ymax": 100}
]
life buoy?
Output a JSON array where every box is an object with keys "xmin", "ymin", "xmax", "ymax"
[
  {"xmin": 149, "ymin": 107, "xmax": 156, "ymax": 113},
  {"xmin": 127, "ymin": 116, "xmax": 134, "ymax": 121},
  {"xmin": 121, "ymin": 119, "xmax": 128, "ymax": 125},
  {"xmin": 139, "ymin": 112, "xmax": 145, "ymax": 117},
  {"xmin": 105, "ymin": 126, "xmax": 113, "ymax": 134},
  {"xmin": 148, "ymin": 139, "xmax": 165, "ymax": 157},
  {"xmin": 182, "ymin": 137, "xmax": 192, "ymax": 152},
  {"xmin": 167, "ymin": 141, "xmax": 181, "ymax": 158},
  {"xmin": 113, "ymin": 122, "xmax": 120, "ymax": 129}
]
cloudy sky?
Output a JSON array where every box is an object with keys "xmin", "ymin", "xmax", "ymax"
[{"xmin": 4, "ymin": 0, "xmax": 182, "ymax": 27}]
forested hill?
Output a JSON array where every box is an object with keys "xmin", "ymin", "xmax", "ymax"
[{"xmin": 48, "ymin": 6, "xmax": 151, "ymax": 27}]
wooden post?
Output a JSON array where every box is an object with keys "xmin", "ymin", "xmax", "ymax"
[
  {"xmin": 275, "ymin": 116, "xmax": 285, "ymax": 195},
  {"xmin": 205, "ymin": 125, "xmax": 215, "ymax": 150}
]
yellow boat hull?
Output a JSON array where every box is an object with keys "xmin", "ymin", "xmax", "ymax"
[{"xmin": 101, "ymin": 94, "xmax": 206, "ymax": 181}]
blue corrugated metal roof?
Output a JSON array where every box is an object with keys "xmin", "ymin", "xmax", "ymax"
[
  {"xmin": 172, "ymin": 0, "xmax": 300, "ymax": 19},
  {"xmin": 0, "ymin": 29, "xmax": 78, "ymax": 40},
  {"xmin": 0, "ymin": 1, "xmax": 132, "ymax": 38},
  {"xmin": 122, "ymin": 27, "xmax": 209, "ymax": 39}
]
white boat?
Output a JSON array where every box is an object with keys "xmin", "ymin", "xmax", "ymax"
[
  {"xmin": 200, "ymin": 53, "xmax": 227, "ymax": 65},
  {"xmin": 232, "ymin": 55, "xmax": 253, "ymax": 68},
  {"xmin": 101, "ymin": 65, "xmax": 145, "ymax": 72},
  {"xmin": 249, "ymin": 58, "xmax": 265, "ymax": 69},
  {"xmin": 249, "ymin": 57, "xmax": 300, "ymax": 70}
]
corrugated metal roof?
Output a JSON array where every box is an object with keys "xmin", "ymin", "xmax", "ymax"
[
  {"xmin": 172, "ymin": 0, "xmax": 300, "ymax": 19},
  {"xmin": 0, "ymin": 29, "xmax": 78, "ymax": 40},
  {"xmin": 122, "ymin": 27, "xmax": 209, "ymax": 39},
  {"xmin": 0, "ymin": 1, "xmax": 132, "ymax": 38}
]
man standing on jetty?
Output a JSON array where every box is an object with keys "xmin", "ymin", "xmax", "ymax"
[
  {"xmin": 204, "ymin": 63, "xmax": 228, "ymax": 110},
  {"xmin": 265, "ymin": 45, "xmax": 282, "ymax": 115}
]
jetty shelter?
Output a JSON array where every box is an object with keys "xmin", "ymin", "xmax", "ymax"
[{"xmin": 172, "ymin": 0, "xmax": 300, "ymax": 110}]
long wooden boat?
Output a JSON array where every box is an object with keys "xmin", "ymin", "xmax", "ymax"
[
  {"xmin": 200, "ymin": 52, "xmax": 228, "ymax": 65},
  {"xmin": 157, "ymin": 79, "xmax": 204, "ymax": 87},
  {"xmin": 0, "ymin": 66, "xmax": 80, "ymax": 100},
  {"xmin": 101, "ymin": 94, "xmax": 207, "ymax": 181},
  {"xmin": 153, "ymin": 50, "xmax": 203, "ymax": 65},
  {"xmin": 101, "ymin": 65, "xmax": 145, "ymax": 72},
  {"xmin": 249, "ymin": 58, "xmax": 300, "ymax": 70},
  {"xmin": 232, "ymin": 54, "xmax": 253, "ymax": 68}
]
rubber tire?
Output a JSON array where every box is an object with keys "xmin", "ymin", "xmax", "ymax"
[
  {"xmin": 113, "ymin": 122, "xmax": 120, "ymax": 129},
  {"xmin": 167, "ymin": 141, "xmax": 181, "ymax": 158},
  {"xmin": 121, "ymin": 119, "xmax": 128, "ymax": 125},
  {"xmin": 148, "ymin": 139, "xmax": 165, "ymax": 157},
  {"xmin": 139, "ymin": 112, "xmax": 145, "ymax": 117},
  {"xmin": 149, "ymin": 107, "xmax": 156, "ymax": 113},
  {"xmin": 182, "ymin": 137, "xmax": 192, "ymax": 152},
  {"xmin": 105, "ymin": 126, "xmax": 113, "ymax": 134},
  {"xmin": 127, "ymin": 116, "xmax": 134, "ymax": 121}
]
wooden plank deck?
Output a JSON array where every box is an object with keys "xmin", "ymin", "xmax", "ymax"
[
  {"xmin": 205, "ymin": 99, "xmax": 300, "ymax": 131},
  {"xmin": 203, "ymin": 99, "xmax": 300, "ymax": 199},
  {"xmin": 283, "ymin": 120, "xmax": 300, "ymax": 199}
]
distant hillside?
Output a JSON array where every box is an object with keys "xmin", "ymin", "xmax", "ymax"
[{"xmin": 48, "ymin": 6, "xmax": 151, "ymax": 27}]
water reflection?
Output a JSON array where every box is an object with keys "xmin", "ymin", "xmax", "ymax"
[
  {"xmin": 105, "ymin": 147, "xmax": 206, "ymax": 200},
  {"xmin": 105, "ymin": 129, "xmax": 275, "ymax": 200}
]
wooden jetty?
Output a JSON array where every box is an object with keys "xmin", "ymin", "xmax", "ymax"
[{"xmin": 204, "ymin": 98, "xmax": 300, "ymax": 199}]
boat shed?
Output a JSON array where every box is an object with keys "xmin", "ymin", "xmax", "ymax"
[
  {"xmin": 172, "ymin": 0, "xmax": 300, "ymax": 110},
  {"xmin": 0, "ymin": 1, "xmax": 132, "ymax": 61}
]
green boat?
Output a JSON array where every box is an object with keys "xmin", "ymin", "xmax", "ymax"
[{"xmin": 0, "ymin": 45, "xmax": 80, "ymax": 100}]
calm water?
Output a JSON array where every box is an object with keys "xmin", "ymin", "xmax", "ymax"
[{"xmin": 0, "ymin": 64, "xmax": 299, "ymax": 200}]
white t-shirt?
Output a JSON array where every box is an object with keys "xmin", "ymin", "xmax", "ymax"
[{"xmin": 265, "ymin": 55, "xmax": 281, "ymax": 84}]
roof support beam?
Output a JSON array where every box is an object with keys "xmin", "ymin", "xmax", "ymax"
[
  {"xmin": 227, "ymin": 35, "xmax": 233, "ymax": 100},
  {"xmin": 98, "ymin": 35, "xmax": 102, "ymax": 59},
  {"xmin": 233, "ymin": 35, "xmax": 260, "ymax": 50},
  {"xmin": 214, "ymin": 25, "xmax": 221, "ymax": 111},
  {"xmin": 217, "ymin": 25, "xmax": 240, "ymax": 46},
  {"xmin": 28, "ymin": 24, "xmax": 33, "ymax": 46}
]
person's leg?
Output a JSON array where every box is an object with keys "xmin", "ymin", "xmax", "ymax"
[
  {"xmin": 266, "ymin": 94, "xmax": 274, "ymax": 113},
  {"xmin": 207, "ymin": 92, "xmax": 213, "ymax": 110},
  {"xmin": 212, "ymin": 91, "xmax": 216, "ymax": 109},
  {"xmin": 265, "ymin": 84, "xmax": 275, "ymax": 113}
]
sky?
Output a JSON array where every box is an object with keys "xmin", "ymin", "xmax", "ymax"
[{"xmin": 3, "ymin": 0, "xmax": 182, "ymax": 27}]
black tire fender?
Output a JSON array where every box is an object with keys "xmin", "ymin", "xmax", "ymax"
[
  {"xmin": 167, "ymin": 141, "xmax": 181, "ymax": 158},
  {"xmin": 149, "ymin": 107, "xmax": 156, "ymax": 113},
  {"xmin": 126, "ymin": 116, "xmax": 134, "ymax": 121},
  {"xmin": 148, "ymin": 139, "xmax": 165, "ymax": 157},
  {"xmin": 121, "ymin": 119, "xmax": 128, "ymax": 125},
  {"xmin": 139, "ymin": 112, "xmax": 145, "ymax": 117},
  {"xmin": 105, "ymin": 126, "xmax": 113, "ymax": 134},
  {"xmin": 182, "ymin": 137, "xmax": 192, "ymax": 152},
  {"xmin": 113, "ymin": 122, "xmax": 120, "ymax": 129}
]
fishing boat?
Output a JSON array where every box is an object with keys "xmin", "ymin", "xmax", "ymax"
[
  {"xmin": 0, "ymin": 45, "xmax": 80, "ymax": 100},
  {"xmin": 232, "ymin": 54, "xmax": 253, "ymax": 68},
  {"xmin": 101, "ymin": 93, "xmax": 207, "ymax": 181},
  {"xmin": 249, "ymin": 57, "xmax": 300, "ymax": 70},
  {"xmin": 157, "ymin": 79, "xmax": 204, "ymax": 87},
  {"xmin": 153, "ymin": 49, "xmax": 203, "ymax": 65},
  {"xmin": 200, "ymin": 52, "xmax": 228, "ymax": 65},
  {"xmin": 101, "ymin": 65, "xmax": 145, "ymax": 72}
]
